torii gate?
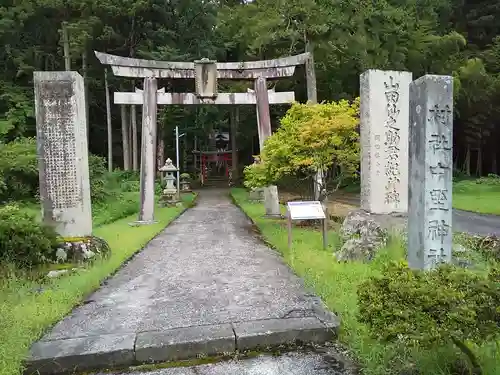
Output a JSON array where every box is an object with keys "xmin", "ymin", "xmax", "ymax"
[{"xmin": 95, "ymin": 51, "xmax": 318, "ymax": 224}]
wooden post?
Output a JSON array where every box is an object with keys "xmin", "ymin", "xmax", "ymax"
[
  {"xmin": 287, "ymin": 209, "xmax": 293, "ymax": 250},
  {"xmin": 230, "ymin": 107, "xmax": 239, "ymax": 181},
  {"xmin": 121, "ymin": 104, "xmax": 131, "ymax": 170},
  {"xmin": 305, "ymin": 50, "xmax": 317, "ymax": 104},
  {"xmin": 131, "ymin": 105, "xmax": 138, "ymax": 171},
  {"xmin": 322, "ymin": 205, "xmax": 328, "ymax": 250},
  {"xmin": 255, "ymin": 76, "xmax": 280, "ymax": 217},
  {"xmin": 305, "ymin": 48, "xmax": 322, "ymax": 199},
  {"xmin": 62, "ymin": 22, "xmax": 71, "ymax": 71},
  {"xmin": 104, "ymin": 69, "xmax": 113, "ymax": 172}
]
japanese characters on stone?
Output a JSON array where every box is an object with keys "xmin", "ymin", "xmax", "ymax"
[
  {"xmin": 427, "ymin": 101, "xmax": 453, "ymax": 268},
  {"xmin": 408, "ymin": 75, "xmax": 454, "ymax": 270},
  {"xmin": 384, "ymin": 76, "xmax": 402, "ymax": 206}
]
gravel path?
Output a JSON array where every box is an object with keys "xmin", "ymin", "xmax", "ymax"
[{"xmin": 94, "ymin": 350, "xmax": 357, "ymax": 375}]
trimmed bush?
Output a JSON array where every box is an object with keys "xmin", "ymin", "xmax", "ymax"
[
  {"xmin": 0, "ymin": 204, "xmax": 59, "ymax": 268},
  {"xmin": 358, "ymin": 261, "xmax": 500, "ymax": 374}
]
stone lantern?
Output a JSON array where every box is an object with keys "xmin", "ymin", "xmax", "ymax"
[{"xmin": 159, "ymin": 158, "xmax": 179, "ymax": 206}]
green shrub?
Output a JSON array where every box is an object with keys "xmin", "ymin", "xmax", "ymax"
[
  {"xmin": 88, "ymin": 154, "xmax": 109, "ymax": 203},
  {"xmin": 458, "ymin": 234, "xmax": 500, "ymax": 262},
  {"xmin": 0, "ymin": 137, "xmax": 38, "ymax": 202},
  {"xmin": 475, "ymin": 174, "xmax": 500, "ymax": 186},
  {"xmin": 120, "ymin": 180, "xmax": 141, "ymax": 192},
  {"xmin": 358, "ymin": 261, "xmax": 500, "ymax": 374},
  {"xmin": 92, "ymin": 192, "xmax": 139, "ymax": 226},
  {"xmin": 0, "ymin": 204, "xmax": 59, "ymax": 267}
]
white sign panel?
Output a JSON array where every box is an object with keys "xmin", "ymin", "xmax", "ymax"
[{"xmin": 287, "ymin": 201, "xmax": 326, "ymax": 220}]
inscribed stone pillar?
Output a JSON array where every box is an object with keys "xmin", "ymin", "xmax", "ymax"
[
  {"xmin": 33, "ymin": 71, "xmax": 92, "ymax": 238},
  {"xmin": 137, "ymin": 77, "xmax": 158, "ymax": 224},
  {"xmin": 408, "ymin": 75, "xmax": 453, "ymax": 270},
  {"xmin": 255, "ymin": 76, "xmax": 281, "ymax": 217},
  {"xmin": 360, "ymin": 70, "xmax": 412, "ymax": 214}
]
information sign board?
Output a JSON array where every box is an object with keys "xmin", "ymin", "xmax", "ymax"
[
  {"xmin": 286, "ymin": 201, "xmax": 328, "ymax": 250},
  {"xmin": 287, "ymin": 201, "xmax": 326, "ymax": 220}
]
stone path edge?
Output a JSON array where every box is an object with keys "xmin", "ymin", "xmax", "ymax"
[
  {"xmin": 24, "ymin": 317, "xmax": 337, "ymax": 375},
  {"xmin": 228, "ymin": 191, "xmax": 342, "ymax": 327},
  {"xmin": 23, "ymin": 194, "xmax": 199, "ymax": 375}
]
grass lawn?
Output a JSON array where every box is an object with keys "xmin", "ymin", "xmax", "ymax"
[
  {"xmin": 231, "ymin": 188, "xmax": 500, "ymax": 375},
  {"xmin": 15, "ymin": 191, "xmax": 141, "ymax": 227},
  {"xmin": 334, "ymin": 178, "xmax": 500, "ymax": 216},
  {"xmin": 0, "ymin": 193, "xmax": 196, "ymax": 375},
  {"xmin": 453, "ymin": 179, "xmax": 500, "ymax": 215}
]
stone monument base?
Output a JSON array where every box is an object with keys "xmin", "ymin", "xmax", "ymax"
[
  {"xmin": 55, "ymin": 236, "xmax": 111, "ymax": 263},
  {"xmin": 263, "ymin": 213, "xmax": 284, "ymax": 219}
]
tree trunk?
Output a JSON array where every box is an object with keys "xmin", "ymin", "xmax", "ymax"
[
  {"xmin": 62, "ymin": 22, "xmax": 71, "ymax": 71},
  {"xmin": 183, "ymin": 135, "xmax": 188, "ymax": 172},
  {"xmin": 477, "ymin": 147, "xmax": 482, "ymax": 176},
  {"xmin": 82, "ymin": 48, "xmax": 89, "ymax": 140},
  {"xmin": 492, "ymin": 149, "xmax": 497, "ymax": 175},
  {"xmin": 157, "ymin": 125, "xmax": 165, "ymax": 178},
  {"xmin": 121, "ymin": 105, "xmax": 131, "ymax": 170},
  {"xmin": 230, "ymin": 107, "xmax": 239, "ymax": 181},
  {"xmin": 105, "ymin": 69, "xmax": 113, "ymax": 172},
  {"xmin": 465, "ymin": 143, "xmax": 471, "ymax": 176},
  {"xmin": 194, "ymin": 136, "xmax": 198, "ymax": 170},
  {"xmin": 131, "ymin": 105, "xmax": 138, "ymax": 171}
]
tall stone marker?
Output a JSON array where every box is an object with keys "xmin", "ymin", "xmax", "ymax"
[
  {"xmin": 34, "ymin": 71, "xmax": 92, "ymax": 238},
  {"xmin": 360, "ymin": 70, "xmax": 412, "ymax": 214},
  {"xmin": 408, "ymin": 75, "xmax": 453, "ymax": 270}
]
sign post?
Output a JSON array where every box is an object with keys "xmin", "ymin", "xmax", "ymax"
[{"xmin": 286, "ymin": 201, "xmax": 328, "ymax": 250}]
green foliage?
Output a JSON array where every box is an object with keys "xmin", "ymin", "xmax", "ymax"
[
  {"xmin": 88, "ymin": 154, "xmax": 109, "ymax": 203},
  {"xmin": 457, "ymin": 234, "xmax": 500, "ymax": 263},
  {"xmin": 244, "ymin": 100, "xmax": 360, "ymax": 197},
  {"xmin": 0, "ymin": 204, "xmax": 59, "ymax": 268},
  {"xmin": 0, "ymin": 137, "xmax": 38, "ymax": 202},
  {"xmin": 475, "ymin": 174, "xmax": 500, "ymax": 186},
  {"xmin": 358, "ymin": 261, "xmax": 500, "ymax": 373}
]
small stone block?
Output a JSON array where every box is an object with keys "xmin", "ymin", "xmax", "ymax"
[
  {"xmin": 135, "ymin": 324, "xmax": 236, "ymax": 363},
  {"xmin": 24, "ymin": 333, "xmax": 135, "ymax": 374},
  {"xmin": 233, "ymin": 317, "xmax": 335, "ymax": 351}
]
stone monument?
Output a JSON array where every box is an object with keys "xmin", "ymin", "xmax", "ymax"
[
  {"xmin": 360, "ymin": 69, "xmax": 412, "ymax": 214},
  {"xmin": 408, "ymin": 75, "xmax": 453, "ymax": 270},
  {"xmin": 33, "ymin": 71, "xmax": 92, "ymax": 238},
  {"xmin": 159, "ymin": 158, "xmax": 179, "ymax": 206}
]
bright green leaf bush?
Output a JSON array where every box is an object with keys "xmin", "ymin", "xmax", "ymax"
[
  {"xmin": 0, "ymin": 204, "xmax": 58, "ymax": 268},
  {"xmin": 244, "ymin": 100, "xmax": 360, "ymax": 197},
  {"xmin": 358, "ymin": 261, "xmax": 500, "ymax": 374}
]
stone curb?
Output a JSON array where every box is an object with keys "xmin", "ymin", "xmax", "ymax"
[{"xmin": 24, "ymin": 317, "xmax": 338, "ymax": 375}]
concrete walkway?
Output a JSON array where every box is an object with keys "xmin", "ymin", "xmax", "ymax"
[{"xmin": 26, "ymin": 190, "xmax": 338, "ymax": 374}]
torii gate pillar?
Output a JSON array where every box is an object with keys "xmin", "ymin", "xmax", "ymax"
[
  {"xmin": 136, "ymin": 77, "xmax": 158, "ymax": 224},
  {"xmin": 255, "ymin": 76, "xmax": 281, "ymax": 217}
]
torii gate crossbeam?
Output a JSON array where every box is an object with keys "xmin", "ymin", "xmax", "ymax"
[{"xmin": 95, "ymin": 51, "xmax": 317, "ymax": 224}]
